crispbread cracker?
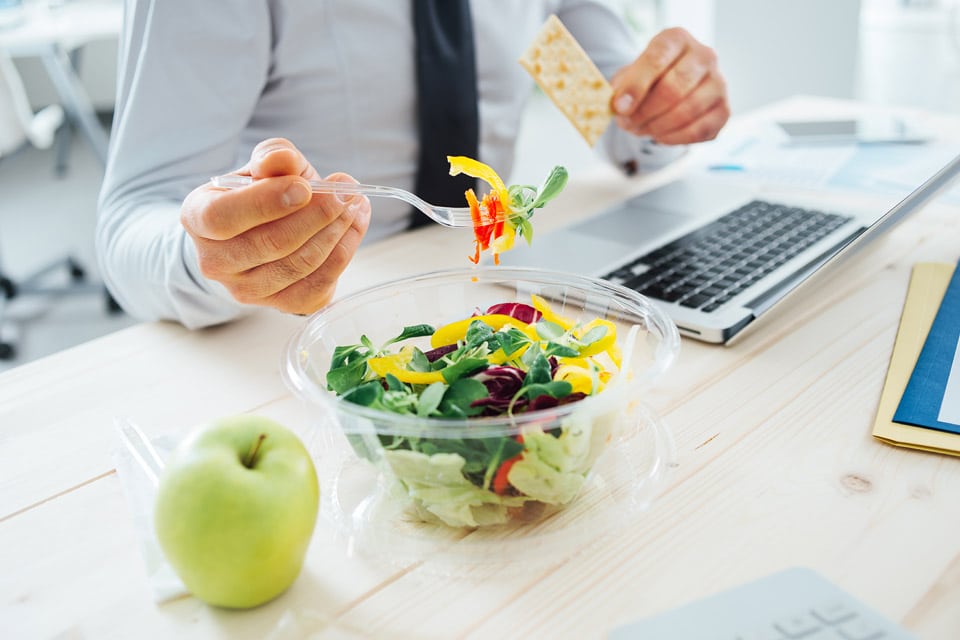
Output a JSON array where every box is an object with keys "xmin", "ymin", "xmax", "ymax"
[{"xmin": 519, "ymin": 14, "xmax": 613, "ymax": 147}]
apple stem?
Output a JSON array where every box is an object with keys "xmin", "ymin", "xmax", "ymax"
[{"xmin": 243, "ymin": 434, "xmax": 268, "ymax": 468}]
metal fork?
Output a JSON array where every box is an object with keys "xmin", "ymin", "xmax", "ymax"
[{"xmin": 210, "ymin": 174, "xmax": 490, "ymax": 228}]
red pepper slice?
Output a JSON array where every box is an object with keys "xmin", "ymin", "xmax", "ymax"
[
  {"xmin": 465, "ymin": 184, "xmax": 513, "ymax": 265},
  {"xmin": 492, "ymin": 434, "xmax": 525, "ymax": 495},
  {"xmin": 492, "ymin": 455, "xmax": 521, "ymax": 495}
]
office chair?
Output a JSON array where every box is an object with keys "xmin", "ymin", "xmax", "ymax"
[{"xmin": 0, "ymin": 48, "xmax": 102, "ymax": 360}]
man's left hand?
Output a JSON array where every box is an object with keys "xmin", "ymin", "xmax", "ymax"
[{"xmin": 610, "ymin": 27, "xmax": 730, "ymax": 145}]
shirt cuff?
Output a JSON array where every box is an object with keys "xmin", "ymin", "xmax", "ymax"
[{"xmin": 602, "ymin": 127, "xmax": 688, "ymax": 175}]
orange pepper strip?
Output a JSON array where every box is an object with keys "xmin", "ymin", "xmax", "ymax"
[
  {"xmin": 477, "ymin": 194, "xmax": 495, "ymax": 246},
  {"xmin": 466, "ymin": 189, "xmax": 483, "ymax": 264}
]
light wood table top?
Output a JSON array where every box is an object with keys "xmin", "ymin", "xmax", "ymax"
[{"xmin": 2, "ymin": 98, "xmax": 959, "ymax": 639}]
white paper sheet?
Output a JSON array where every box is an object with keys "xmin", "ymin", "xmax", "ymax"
[
  {"xmin": 700, "ymin": 127, "xmax": 960, "ymax": 204},
  {"xmin": 937, "ymin": 334, "xmax": 960, "ymax": 427}
]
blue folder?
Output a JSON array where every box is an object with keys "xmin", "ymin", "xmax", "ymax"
[{"xmin": 894, "ymin": 260, "xmax": 960, "ymax": 435}]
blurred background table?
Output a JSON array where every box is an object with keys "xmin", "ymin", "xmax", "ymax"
[{"xmin": 1, "ymin": 97, "xmax": 959, "ymax": 638}]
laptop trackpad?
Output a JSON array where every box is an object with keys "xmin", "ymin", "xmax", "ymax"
[
  {"xmin": 498, "ymin": 205, "xmax": 687, "ymax": 272},
  {"xmin": 574, "ymin": 204, "xmax": 688, "ymax": 244},
  {"xmin": 495, "ymin": 228, "xmax": 636, "ymax": 273}
]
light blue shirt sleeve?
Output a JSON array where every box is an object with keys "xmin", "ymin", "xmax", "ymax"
[{"xmin": 97, "ymin": 0, "xmax": 273, "ymax": 328}]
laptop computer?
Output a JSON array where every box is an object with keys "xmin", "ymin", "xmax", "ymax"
[{"xmin": 498, "ymin": 153, "xmax": 960, "ymax": 344}]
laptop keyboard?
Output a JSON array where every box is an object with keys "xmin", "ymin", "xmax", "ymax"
[{"xmin": 603, "ymin": 200, "xmax": 853, "ymax": 313}]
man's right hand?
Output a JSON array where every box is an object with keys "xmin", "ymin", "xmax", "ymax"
[{"xmin": 180, "ymin": 138, "xmax": 371, "ymax": 315}]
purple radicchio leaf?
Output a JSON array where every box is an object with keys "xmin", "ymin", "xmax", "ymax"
[
  {"xmin": 423, "ymin": 343, "xmax": 458, "ymax": 362},
  {"xmin": 548, "ymin": 356, "xmax": 559, "ymax": 377},
  {"xmin": 484, "ymin": 302, "xmax": 542, "ymax": 324},
  {"xmin": 470, "ymin": 366, "xmax": 526, "ymax": 413},
  {"xmin": 526, "ymin": 391, "xmax": 588, "ymax": 412},
  {"xmin": 526, "ymin": 392, "xmax": 589, "ymax": 434}
]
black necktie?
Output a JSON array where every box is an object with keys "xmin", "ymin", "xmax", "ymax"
[{"xmin": 410, "ymin": 0, "xmax": 479, "ymax": 228}]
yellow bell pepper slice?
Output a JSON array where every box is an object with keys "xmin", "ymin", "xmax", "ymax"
[
  {"xmin": 605, "ymin": 341, "xmax": 623, "ymax": 369},
  {"xmin": 367, "ymin": 354, "xmax": 445, "ymax": 385},
  {"xmin": 430, "ymin": 314, "xmax": 537, "ymax": 348},
  {"xmin": 555, "ymin": 364, "xmax": 600, "ymax": 395},
  {"xmin": 530, "ymin": 294, "xmax": 575, "ymax": 331},
  {"xmin": 576, "ymin": 319, "xmax": 617, "ymax": 357},
  {"xmin": 491, "ymin": 223, "xmax": 516, "ymax": 253},
  {"xmin": 447, "ymin": 155, "xmax": 511, "ymax": 209},
  {"xmin": 488, "ymin": 343, "xmax": 531, "ymax": 365}
]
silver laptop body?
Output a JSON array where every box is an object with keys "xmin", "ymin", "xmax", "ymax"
[{"xmin": 498, "ymin": 155, "xmax": 960, "ymax": 344}]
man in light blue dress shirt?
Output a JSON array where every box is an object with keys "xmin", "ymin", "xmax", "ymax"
[{"xmin": 97, "ymin": 1, "xmax": 730, "ymax": 329}]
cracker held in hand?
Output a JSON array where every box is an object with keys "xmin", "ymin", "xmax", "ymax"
[{"xmin": 519, "ymin": 14, "xmax": 613, "ymax": 147}]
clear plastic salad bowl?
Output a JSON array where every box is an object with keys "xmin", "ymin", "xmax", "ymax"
[{"xmin": 282, "ymin": 266, "xmax": 680, "ymax": 568}]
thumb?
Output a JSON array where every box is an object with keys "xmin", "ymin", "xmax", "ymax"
[
  {"xmin": 249, "ymin": 137, "xmax": 311, "ymax": 179},
  {"xmin": 611, "ymin": 28, "xmax": 689, "ymax": 116}
]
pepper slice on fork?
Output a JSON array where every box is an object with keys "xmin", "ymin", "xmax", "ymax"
[
  {"xmin": 448, "ymin": 155, "xmax": 568, "ymax": 265},
  {"xmin": 449, "ymin": 155, "xmax": 515, "ymax": 264}
]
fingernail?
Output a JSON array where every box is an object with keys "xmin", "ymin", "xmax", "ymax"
[
  {"xmin": 613, "ymin": 93, "xmax": 635, "ymax": 115},
  {"xmin": 283, "ymin": 182, "xmax": 311, "ymax": 207},
  {"xmin": 257, "ymin": 142, "xmax": 289, "ymax": 161}
]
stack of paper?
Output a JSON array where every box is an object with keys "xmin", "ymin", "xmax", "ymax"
[{"xmin": 873, "ymin": 262, "xmax": 960, "ymax": 455}]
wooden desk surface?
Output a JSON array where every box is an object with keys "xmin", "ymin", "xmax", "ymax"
[{"xmin": 2, "ymin": 98, "xmax": 959, "ymax": 639}]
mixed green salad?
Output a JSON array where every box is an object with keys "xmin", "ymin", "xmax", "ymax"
[{"xmin": 326, "ymin": 296, "xmax": 635, "ymax": 528}]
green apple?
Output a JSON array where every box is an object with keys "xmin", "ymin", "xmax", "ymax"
[{"xmin": 154, "ymin": 415, "xmax": 319, "ymax": 609}]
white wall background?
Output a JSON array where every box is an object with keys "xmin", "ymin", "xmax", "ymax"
[
  {"xmin": 711, "ymin": 0, "xmax": 863, "ymax": 113},
  {"xmin": 645, "ymin": 0, "xmax": 960, "ymax": 113},
  {"xmin": 858, "ymin": 0, "xmax": 960, "ymax": 111}
]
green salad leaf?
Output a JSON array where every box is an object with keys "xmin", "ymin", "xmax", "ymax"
[
  {"xmin": 507, "ymin": 166, "xmax": 569, "ymax": 244},
  {"xmin": 326, "ymin": 324, "xmax": 436, "ymax": 393}
]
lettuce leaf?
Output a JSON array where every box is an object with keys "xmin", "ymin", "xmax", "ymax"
[
  {"xmin": 382, "ymin": 449, "xmax": 528, "ymax": 527},
  {"xmin": 506, "ymin": 424, "xmax": 594, "ymax": 505}
]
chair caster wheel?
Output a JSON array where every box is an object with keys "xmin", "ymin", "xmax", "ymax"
[
  {"xmin": 68, "ymin": 259, "xmax": 86, "ymax": 281},
  {"xmin": 106, "ymin": 291, "xmax": 123, "ymax": 314},
  {"xmin": 0, "ymin": 342, "xmax": 15, "ymax": 360},
  {"xmin": 0, "ymin": 276, "xmax": 15, "ymax": 299}
]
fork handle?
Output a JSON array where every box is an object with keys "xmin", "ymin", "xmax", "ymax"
[{"xmin": 210, "ymin": 174, "xmax": 399, "ymax": 199}]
